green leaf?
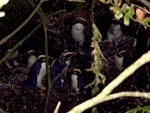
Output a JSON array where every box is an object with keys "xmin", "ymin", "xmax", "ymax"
[
  {"xmin": 126, "ymin": 105, "xmax": 150, "ymax": 113},
  {"xmin": 110, "ymin": 6, "xmax": 119, "ymax": 12},
  {"xmin": 108, "ymin": 0, "xmax": 113, "ymax": 4},
  {"xmin": 143, "ymin": 105, "xmax": 150, "ymax": 112},
  {"xmin": 110, "ymin": 6, "xmax": 123, "ymax": 20},
  {"xmin": 99, "ymin": 0, "xmax": 106, "ymax": 3},
  {"xmin": 115, "ymin": 11, "xmax": 123, "ymax": 19},
  {"xmin": 126, "ymin": 5, "xmax": 135, "ymax": 18},
  {"xmin": 92, "ymin": 85, "xmax": 100, "ymax": 96},
  {"xmin": 124, "ymin": 14, "xmax": 130, "ymax": 26},
  {"xmin": 121, "ymin": 3, "xmax": 130, "ymax": 11},
  {"xmin": 142, "ymin": 17, "xmax": 150, "ymax": 26}
]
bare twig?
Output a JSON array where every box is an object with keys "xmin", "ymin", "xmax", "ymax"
[
  {"xmin": 67, "ymin": 50, "xmax": 150, "ymax": 113},
  {"xmin": 102, "ymin": 91, "xmax": 150, "ymax": 102},
  {"xmin": 37, "ymin": 7, "xmax": 52, "ymax": 113},
  {"xmin": 139, "ymin": 0, "xmax": 150, "ymax": 9},
  {"xmin": 0, "ymin": 0, "xmax": 46, "ymax": 45},
  {"xmin": 133, "ymin": 4, "xmax": 150, "ymax": 14},
  {"xmin": 0, "ymin": 23, "xmax": 42, "ymax": 65},
  {"xmin": 54, "ymin": 101, "xmax": 61, "ymax": 113},
  {"xmin": 0, "ymin": 107, "xmax": 6, "ymax": 113},
  {"xmin": 0, "ymin": 9, "xmax": 66, "ymax": 67}
]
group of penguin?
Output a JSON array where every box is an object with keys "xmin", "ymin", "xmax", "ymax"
[
  {"xmin": 0, "ymin": 21, "xmax": 89, "ymax": 101},
  {"xmin": 23, "ymin": 50, "xmax": 78, "ymax": 91},
  {"xmin": 23, "ymin": 23, "xmax": 92, "ymax": 93},
  {"xmin": 4, "ymin": 18, "xmax": 146, "ymax": 96}
]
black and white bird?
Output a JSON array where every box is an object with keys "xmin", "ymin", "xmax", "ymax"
[
  {"xmin": 69, "ymin": 52, "xmax": 93, "ymax": 94},
  {"xmin": 5, "ymin": 49, "xmax": 20, "ymax": 68},
  {"xmin": 106, "ymin": 23, "xmax": 122, "ymax": 44},
  {"xmin": 23, "ymin": 55, "xmax": 47, "ymax": 90},
  {"xmin": 71, "ymin": 22, "xmax": 85, "ymax": 46},
  {"xmin": 26, "ymin": 50, "xmax": 37, "ymax": 68},
  {"xmin": 71, "ymin": 68, "xmax": 82, "ymax": 92},
  {"xmin": 50, "ymin": 50, "xmax": 77, "ymax": 89},
  {"xmin": 114, "ymin": 50, "xmax": 130, "ymax": 71}
]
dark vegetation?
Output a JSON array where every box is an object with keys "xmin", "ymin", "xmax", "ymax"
[{"xmin": 0, "ymin": 0, "xmax": 150, "ymax": 113}]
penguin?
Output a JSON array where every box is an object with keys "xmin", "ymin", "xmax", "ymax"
[
  {"xmin": 23, "ymin": 55, "xmax": 47, "ymax": 90},
  {"xmin": 50, "ymin": 50, "xmax": 77, "ymax": 88},
  {"xmin": 69, "ymin": 52, "xmax": 93, "ymax": 94},
  {"xmin": 106, "ymin": 23, "xmax": 122, "ymax": 44},
  {"xmin": 114, "ymin": 50, "xmax": 130, "ymax": 71},
  {"xmin": 5, "ymin": 49, "xmax": 20, "ymax": 68},
  {"xmin": 71, "ymin": 68, "xmax": 82, "ymax": 92},
  {"xmin": 71, "ymin": 22, "xmax": 85, "ymax": 46},
  {"xmin": 26, "ymin": 50, "xmax": 37, "ymax": 68}
]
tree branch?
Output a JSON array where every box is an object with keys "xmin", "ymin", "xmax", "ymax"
[
  {"xmin": 0, "ymin": 23, "xmax": 42, "ymax": 65},
  {"xmin": 67, "ymin": 50, "xmax": 150, "ymax": 113},
  {"xmin": 0, "ymin": 107, "xmax": 6, "ymax": 113},
  {"xmin": 0, "ymin": 0, "xmax": 45, "ymax": 45},
  {"xmin": 139, "ymin": 0, "xmax": 150, "ymax": 9},
  {"xmin": 103, "ymin": 91, "xmax": 150, "ymax": 102}
]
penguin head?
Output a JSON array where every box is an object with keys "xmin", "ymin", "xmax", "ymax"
[
  {"xmin": 72, "ymin": 23, "xmax": 85, "ymax": 31},
  {"xmin": 114, "ymin": 50, "xmax": 127, "ymax": 71},
  {"xmin": 59, "ymin": 50, "xmax": 77, "ymax": 65},
  {"xmin": 37, "ymin": 55, "xmax": 54, "ymax": 64},
  {"xmin": 71, "ymin": 22, "xmax": 85, "ymax": 45},
  {"xmin": 27, "ymin": 50, "xmax": 35, "ymax": 56},
  {"xmin": 38, "ymin": 55, "xmax": 45, "ymax": 59},
  {"xmin": 111, "ymin": 23, "xmax": 121, "ymax": 32}
]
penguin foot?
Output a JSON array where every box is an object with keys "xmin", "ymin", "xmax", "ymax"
[{"xmin": 38, "ymin": 85, "xmax": 46, "ymax": 90}]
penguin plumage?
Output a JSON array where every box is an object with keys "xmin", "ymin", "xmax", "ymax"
[
  {"xmin": 23, "ymin": 55, "xmax": 46, "ymax": 90},
  {"xmin": 27, "ymin": 50, "xmax": 37, "ymax": 68},
  {"xmin": 71, "ymin": 22, "xmax": 85, "ymax": 46},
  {"xmin": 50, "ymin": 50, "xmax": 77, "ymax": 88},
  {"xmin": 106, "ymin": 23, "xmax": 122, "ymax": 44},
  {"xmin": 5, "ymin": 49, "xmax": 20, "ymax": 68}
]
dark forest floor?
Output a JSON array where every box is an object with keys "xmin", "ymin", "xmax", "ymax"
[
  {"xmin": 0, "ymin": 39, "xmax": 150, "ymax": 113},
  {"xmin": 0, "ymin": 3, "xmax": 150, "ymax": 112}
]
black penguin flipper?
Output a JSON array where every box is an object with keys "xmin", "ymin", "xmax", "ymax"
[{"xmin": 23, "ymin": 79, "xmax": 37, "ymax": 89}]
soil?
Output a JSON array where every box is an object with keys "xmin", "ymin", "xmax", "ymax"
[
  {"xmin": 0, "ymin": 3, "xmax": 150, "ymax": 113},
  {"xmin": 0, "ymin": 37, "xmax": 150, "ymax": 113}
]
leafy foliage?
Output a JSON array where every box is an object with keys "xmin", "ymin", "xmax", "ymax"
[
  {"xmin": 142, "ymin": 17, "xmax": 150, "ymax": 26},
  {"xmin": 126, "ymin": 105, "xmax": 150, "ymax": 113},
  {"xmin": 0, "ymin": 0, "xmax": 33, "ymax": 24},
  {"xmin": 105, "ymin": 0, "xmax": 150, "ymax": 27}
]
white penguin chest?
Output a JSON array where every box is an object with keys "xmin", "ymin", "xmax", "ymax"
[{"xmin": 71, "ymin": 23, "xmax": 85, "ymax": 42}]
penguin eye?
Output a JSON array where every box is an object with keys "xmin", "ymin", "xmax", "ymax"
[
  {"xmin": 67, "ymin": 54, "xmax": 73, "ymax": 58},
  {"xmin": 65, "ymin": 54, "xmax": 73, "ymax": 60},
  {"xmin": 117, "ymin": 50, "xmax": 126, "ymax": 57},
  {"xmin": 117, "ymin": 53, "xmax": 123, "ymax": 57}
]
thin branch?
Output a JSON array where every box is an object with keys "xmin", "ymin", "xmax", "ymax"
[
  {"xmin": 139, "ymin": 0, "xmax": 150, "ymax": 9},
  {"xmin": 125, "ymin": 0, "xmax": 150, "ymax": 14},
  {"xmin": 0, "ymin": 107, "xmax": 6, "ymax": 113},
  {"xmin": 0, "ymin": 23, "xmax": 42, "ymax": 65},
  {"xmin": 103, "ymin": 91, "xmax": 150, "ymax": 102},
  {"xmin": 51, "ymin": 66, "xmax": 77, "ymax": 86},
  {"xmin": 54, "ymin": 101, "xmax": 61, "ymax": 113},
  {"xmin": 67, "ymin": 50, "xmax": 150, "ymax": 113},
  {"xmin": 37, "ymin": 7, "xmax": 52, "ymax": 113},
  {"xmin": 133, "ymin": 4, "xmax": 150, "ymax": 14},
  {"xmin": 0, "ymin": 9, "xmax": 66, "ymax": 66},
  {"xmin": 0, "ymin": 0, "xmax": 45, "ymax": 45},
  {"xmin": 67, "ymin": 91, "xmax": 150, "ymax": 111}
]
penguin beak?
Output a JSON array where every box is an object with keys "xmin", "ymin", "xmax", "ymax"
[
  {"xmin": 49, "ymin": 56, "xmax": 54, "ymax": 61},
  {"xmin": 64, "ymin": 52, "xmax": 77, "ymax": 61},
  {"xmin": 72, "ymin": 52, "xmax": 77, "ymax": 56}
]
